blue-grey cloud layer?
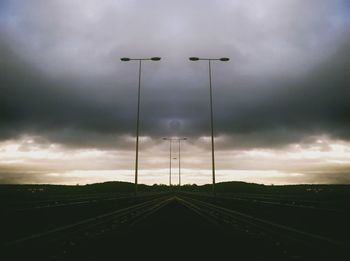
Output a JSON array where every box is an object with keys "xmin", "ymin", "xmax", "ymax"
[{"xmin": 1, "ymin": 0, "xmax": 349, "ymax": 149}]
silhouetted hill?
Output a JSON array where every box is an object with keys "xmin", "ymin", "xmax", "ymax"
[
  {"xmin": 179, "ymin": 181, "xmax": 350, "ymax": 201},
  {"xmin": 1, "ymin": 181, "xmax": 350, "ymax": 200},
  {"xmin": 0, "ymin": 181, "xmax": 134, "ymax": 195},
  {"xmin": 0, "ymin": 181, "xmax": 169, "ymax": 200}
]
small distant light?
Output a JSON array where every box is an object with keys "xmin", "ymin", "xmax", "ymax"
[
  {"xmin": 120, "ymin": 57, "xmax": 130, "ymax": 61},
  {"xmin": 220, "ymin": 57, "xmax": 230, "ymax": 61}
]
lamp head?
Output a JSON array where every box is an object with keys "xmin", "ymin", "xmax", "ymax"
[
  {"xmin": 151, "ymin": 57, "xmax": 161, "ymax": 61},
  {"xmin": 220, "ymin": 57, "xmax": 230, "ymax": 61},
  {"xmin": 120, "ymin": 57, "xmax": 130, "ymax": 61},
  {"xmin": 189, "ymin": 57, "xmax": 199, "ymax": 61}
]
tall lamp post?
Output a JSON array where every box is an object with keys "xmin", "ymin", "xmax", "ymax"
[
  {"xmin": 163, "ymin": 138, "xmax": 173, "ymax": 187},
  {"xmin": 189, "ymin": 57, "xmax": 229, "ymax": 194},
  {"xmin": 163, "ymin": 137, "xmax": 187, "ymax": 187},
  {"xmin": 176, "ymin": 138, "xmax": 187, "ymax": 186},
  {"xmin": 121, "ymin": 57, "xmax": 161, "ymax": 194}
]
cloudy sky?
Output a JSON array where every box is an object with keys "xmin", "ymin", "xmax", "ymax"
[{"xmin": 0, "ymin": 0, "xmax": 349, "ymax": 185}]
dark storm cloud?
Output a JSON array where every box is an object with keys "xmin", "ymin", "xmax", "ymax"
[
  {"xmin": 0, "ymin": 39, "xmax": 137, "ymax": 148},
  {"xmin": 211, "ymin": 41, "xmax": 350, "ymax": 148},
  {"xmin": 0, "ymin": 0, "xmax": 349, "ymax": 150}
]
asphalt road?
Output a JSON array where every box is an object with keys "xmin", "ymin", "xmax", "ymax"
[
  {"xmin": 2, "ymin": 194, "xmax": 347, "ymax": 260},
  {"xmin": 57, "ymin": 199, "xmax": 264, "ymax": 260},
  {"xmin": 42, "ymin": 197, "xmax": 337, "ymax": 260}
]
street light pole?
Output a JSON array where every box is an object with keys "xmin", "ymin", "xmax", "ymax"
[
  {"xmin": 163, "ymin": 137, "xmax": 186, "ymax": 187},
  {"xmin": 163, "ymin": 138, "xmax": 172, "ymax": 187},
  {"xmin": 135, "ymin": 59, "xmax": 141, "ymax": 192},
  {"xmin": 189, "ymin": 57, "xmax": 229, "ymax": 195},
  {"xmin": 178, "ymin": 139, "xmax": 181, "ymax": 186},
  {"xmin": 121, "ymin": 57, "xmax": 161, "ymax": 194},
  {"xmin": 170, "ymin": 140, "xmax": 172, "ymax": 187},
  {"xmin": 208, "ymin": 59, "xmax": 216, "ymax": 192},
  {"xmin": 177, "ymin": 138, "xmax": 187, "ymax": 186}
]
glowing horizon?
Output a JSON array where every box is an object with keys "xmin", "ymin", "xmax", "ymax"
[{"xmin": 1, "ymin": 135, "xmax": 349, "ymax": 185}]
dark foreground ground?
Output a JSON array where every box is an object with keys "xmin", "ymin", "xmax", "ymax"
[
  {"xmin": 1, "ymin": 182, "xmax": 349, "ymax": 260},
  {"xmin": 61, "ymin": 200, "xmax": 295, "ymax": 260}
]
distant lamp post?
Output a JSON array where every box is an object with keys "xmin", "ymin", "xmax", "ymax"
[
  {"xmin": 121, "ymin": 57, "xmax": 161, "ymax": 194},
  {"xmin": 176, "ymin": 138, "xmax": 187, "ymax": 186},
  {"xmin": 163, "ymin": 137, "xmax": 187, "ymax": 187},
  {"xmin": 163, "ymin": 138, "xmax": 173, "ymax": 187},
  {"xmin": 189, "ymin": 57, "xmax": 229, "ymax": 194}
]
